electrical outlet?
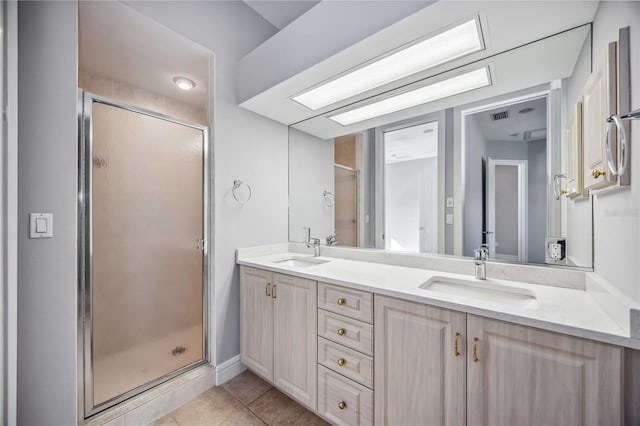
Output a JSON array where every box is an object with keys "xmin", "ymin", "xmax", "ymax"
[
  {"xmin": 549, "ymin": 243, "xmax": 563, "ymax": 259},
  {"xmin": 545, "ymin": 238, "xmax": 566, "ymax": 264}
]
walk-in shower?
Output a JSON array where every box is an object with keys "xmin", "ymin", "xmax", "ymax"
[{"xmin": 78, "ymin": 92, "xmax": 209, "ymax": 417}]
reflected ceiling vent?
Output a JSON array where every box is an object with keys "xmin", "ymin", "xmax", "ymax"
[{"xmin": 490, "ymin": 111, "xmax": 509, "ymax": 121}]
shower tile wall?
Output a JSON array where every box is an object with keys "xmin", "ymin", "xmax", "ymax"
[{"xmin": 79, "ymin": 71, "xmax": 207, "ymax": 125}]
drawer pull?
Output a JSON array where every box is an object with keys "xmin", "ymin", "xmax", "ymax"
[
  {"xmin": 265, "ymin": 283, "xmax": 271, "ymax": 297},
  {"xmin": 271, "ymin": 284, "xmax": 276, "ymax": 299},
  {"xmin": 337, "ymin": 298, "xmax": 346, "ymax": 305},
  {"xmin": 337, "ymin": 358, "xmax": 346, "ymax": 367},
  {"xmin": 592, "ymin": 169, "xmax": 606, "ymax": 179},
  {"xmin": 454, "ymin": 332, "xmax": 461, "ymax": 357},
  {"xmin": 337, "ymin": 328, "xmax": 346, "ymax": 336},
  {"xmin": 338, "ymin": 401, "xmax": 346, "ymax": 410},
  {"xmin": 473, "ymin": 337, "xmax": 479, "ymax": 362}
]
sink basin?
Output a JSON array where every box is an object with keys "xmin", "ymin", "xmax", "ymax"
[
  {"xmin": 419, "ymin": 276, "xmax": 538, "ymax": 309},
  {"xmin": 273, "ymin": 256, "xmax": 329, "ymax": 268}
]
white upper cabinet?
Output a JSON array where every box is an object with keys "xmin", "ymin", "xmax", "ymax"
[
  {"xmin": 565, "ymin": 101, "xmax": 584, "ymax": 198},
  {"xmin": 583, "ymin": 42, "xmax": 617, "ymax": 191}
]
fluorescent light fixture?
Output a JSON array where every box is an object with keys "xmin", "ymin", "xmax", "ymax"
[
  {"xmin": 329, "ymin": 67, "xmax": 491, "ymax": 126},
  {"xmin": 292, "ymin": 18, "xmax": 484, "ymax": 110},
  {"xmin": 173, "ymin": 76, "xmax": 196, "ymax": 91}
]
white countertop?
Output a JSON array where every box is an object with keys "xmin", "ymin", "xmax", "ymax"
[{"xmin": 237, "ymin": 246, "xmax": 640, "ymax": 350}]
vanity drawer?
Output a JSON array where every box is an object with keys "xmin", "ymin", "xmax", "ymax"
[
  {"xmin": 318, "ymin": 365, "xmax": 373, "ymax": 426},
  {"xmin": 318, "ymin": 337, "xmax": 373, "ymax": 389},
  {"xmin": 318, "ymin": 282, "xmax": 373, "ymax": 323},
  {"xmin": 318, "ymin": 309, "xmax": 373, "ymax": 356}
]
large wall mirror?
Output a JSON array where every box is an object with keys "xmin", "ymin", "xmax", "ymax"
[{"xmin": 289, "ymin": 23, "xmax": 594, "ymax": 269}]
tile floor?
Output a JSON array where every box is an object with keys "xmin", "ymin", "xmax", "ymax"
[{"xmin": 151, "ymin": 370, "xmax": 329, "ymax": 425}]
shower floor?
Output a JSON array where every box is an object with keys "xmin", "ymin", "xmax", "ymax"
[{"xmin": 93, "ymin": 324, "xmax": 203, "ymax": 405}]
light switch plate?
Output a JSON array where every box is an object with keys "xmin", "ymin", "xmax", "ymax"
[
  {"xmin": 446, "ymin": 197, "xmax": 454, "ymax": 208},
  {"xmin": 445, "ymin": 214, "xmax": 454, "ymax": 225},
  {"xmin": 30, "ymin": 213, "xmax": 53, "ymax": 239}
]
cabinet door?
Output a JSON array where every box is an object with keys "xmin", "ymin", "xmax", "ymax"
[
  {"xmin": 240, "ymin": 266, "xmax": 274, "ymax": 381},
  {"xmin": 375, "ymin": 295, "xmax": 466, "ymax": 426},
  {"xmin": 273, "ymin": 273, "xmax": 317, "ymax": 410},
  {"xmin": 467, "ymin": 315, "xmax": 623, "ymax": 426},
  {"xmin": 583, "ymin": 42, "xmax": 617, "ymax": 190}
]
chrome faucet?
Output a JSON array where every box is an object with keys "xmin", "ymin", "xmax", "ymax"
[
  {"xmin": 326, "ymin": 234, "xmax": 337, "ymax": 246},
  {"xmin": 303, "ymin": 227, "xmax": 321, "ymax": 257},
  {"xmin": 308, "ymin": 238, "xmax": 321, "ymax": 257},
  {"xmin": 473, "ymin": 245, "xmax": 489, "ymax": 280}
]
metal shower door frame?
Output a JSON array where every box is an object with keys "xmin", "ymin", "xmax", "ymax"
[{"xmin": 77, "ymin": 91, "xmax": 210, "ymax": 419}]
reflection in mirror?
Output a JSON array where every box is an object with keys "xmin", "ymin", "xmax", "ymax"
[{"xmin": 289, "ymin": 25, "xmax": 593, "ymax": 269}]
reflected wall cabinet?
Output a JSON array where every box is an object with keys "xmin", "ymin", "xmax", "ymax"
[{"xmin": 566, "ymin": 102, "xmax": 584, "ymax": 198}]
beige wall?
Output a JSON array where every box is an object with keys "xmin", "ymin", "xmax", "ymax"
[{"xmin": 79, "ymin": 71, "xmax": 207, "ymax": 125}]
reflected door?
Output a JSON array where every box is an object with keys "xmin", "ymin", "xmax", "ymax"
[
  {"xmin": 334, "ymin": 165, "xmax": 358, "ymax": 246},
  {"xmin": 83, "ymin": 98, "xmax": 206, "ymax": 414},
  {"xmin": 383, "ymin": 121, "xmax": 439, "ymax": 253},
  {"xmin": 487, "ymin": 159, "xmax": 527, "ymax": 262}
]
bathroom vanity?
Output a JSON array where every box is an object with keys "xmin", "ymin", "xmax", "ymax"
[{"xmin": 237, "ymin": 245, "xmax": 637, "ymax": 425}]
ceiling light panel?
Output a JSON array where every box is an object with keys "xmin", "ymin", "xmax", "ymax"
[
  {"xmin": 291, "ymin": 18, "xmax": 484, "ymax": 110},
  {"xmin": 330, "ymin": 67, "xmax": 491, "ymax": 126}
]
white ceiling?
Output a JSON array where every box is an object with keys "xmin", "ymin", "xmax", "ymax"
[
  {"xmin": 239, "ymin": 1, "xmax": 598, "ymax": 125},
  {"xmin": 474, "ymin": 97, "xmax": 547, "ymax": 142},
  {"xmin": 79, "ymin": 1, "xmax": 211, "ymax": 108},
  {"xmin": 384, "ymin": 121, "xmax": 439, "ymax": 164},
  {"xmin": 244, "ymin": 1, "xmax": 320, "ymax": 30}
]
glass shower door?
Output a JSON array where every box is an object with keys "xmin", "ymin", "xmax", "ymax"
[{"xmin": 82, "ymin": 96, "xmax": 207, "ymax": 415}]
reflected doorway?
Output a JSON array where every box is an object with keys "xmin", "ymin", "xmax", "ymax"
[{"xmin": 382, "ymin": 120, "xmax": 439, "ymax": 253}]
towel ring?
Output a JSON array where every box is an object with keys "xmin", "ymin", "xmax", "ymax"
[
  {"xmin": 604, "ymin": 107, "xmax": 640, "ymax": 177},
  {"xmin": 553, "ymin": 174, "xmax": 567, "ymax": 200},
  {"xmin": 322, "ymin": 190, "xmax": 334, "ymax": 207},
  {"xmin": 233, "ymin": 180, "xmax": 252, "ymax": 203},
  {"xmin": 604, "ymin": 114, "xmax": 627, "ymax": 177}
]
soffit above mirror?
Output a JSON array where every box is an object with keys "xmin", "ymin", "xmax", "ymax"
[{"xmin": 238, "ymin": 1, "xmax": 598, "ymax": 125}]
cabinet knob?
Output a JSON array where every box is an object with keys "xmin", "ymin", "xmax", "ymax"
[
  {"xmin": 337, "ymin": 328, "xmax": 346, "ymax": 336},
  {"xmin": 337, "ymin": 298, "xmax": 346, "ymax": 305},
  {"xmin": 337, "ymin": 358, "xmax": 346, "ymax": 367},
  {"xmin": 338, "ymin": 401, "xmax": 346, "ymax": 410},
  {"xmin": 592, "ymin": 169, "xmax": 606, "ymax": 179}
]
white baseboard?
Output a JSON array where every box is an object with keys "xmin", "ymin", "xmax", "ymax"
[{"xmin": 215, "ymin": 354, "xmax": 246, "ymax": 385}]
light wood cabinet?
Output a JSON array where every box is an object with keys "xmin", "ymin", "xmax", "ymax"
[
  {"xmin": 583, "ymin": 42, "xmax": 617, "ymax": 191},
  {"xmin": 318, "ymin": 365, "xmax": 373, "ymax": 426},
  {"xmin": 240, "ymin": 267, "xmax": 273, "ymax": 381},
  {"xmin": 374, "ymin": 295, "xmax": 466, "ymax": 426},
  {"xmin": 466, "ymin": 315, "xmax": 623, "ymax": 426},
  {"xmin": 273, "ymin": 273, "xmax": 317, "ymax": 410},
  {"xmin": 241, "ymin": 267, "xmax": 625, "ymax": 425},
  {"xmin": 239, "ymin": 266, "xmax": 317, "ymax": 410}
]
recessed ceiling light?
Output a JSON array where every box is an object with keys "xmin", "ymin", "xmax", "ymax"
[
  {"xmin": 173, "ymin": 76, "xmax": 196, "ymax": 91},
  {"xmin": 329, "ymin": 67, "xmax": 491, "ymax": 126},
  {"xmin": 518, "ymin": 107, "xmax": 534, "ymax": 114},
  {"xmin": 291, "ymin": 17, "xmax": 484, "ymax": 110}
]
